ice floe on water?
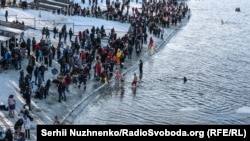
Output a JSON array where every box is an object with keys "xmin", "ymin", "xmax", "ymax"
[
  {"xmin": 235, "ymin": 106, "xmax": 250, "ymax": 114},
  {"xmin": 179, "ymin": 106, "xmax": 199, "ymax": 112}
]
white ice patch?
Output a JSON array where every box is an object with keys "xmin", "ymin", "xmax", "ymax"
[
  {"xmin": 235, "ymin": 106, "xmax": 250, "ymax": 114},
  {"xmin": 179, "ymin": 106, "xmax": 198, "ymax": 112}
]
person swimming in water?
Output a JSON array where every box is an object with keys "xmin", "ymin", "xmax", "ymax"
[
  {"xmin": 235, "ymin": 7, "xmax": 240, "ymax": 12},
  {"xmin": 221, "ymin": 19, "xmax": 224, "ymax": 25},
  {"xmin": 183, "ymin": 77, "xmax": 187, "ymax": 84}
]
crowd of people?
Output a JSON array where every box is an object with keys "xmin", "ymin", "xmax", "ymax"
[{"xmin": 0, "ymin": 0, "xmax": 190, "ymax": 140}]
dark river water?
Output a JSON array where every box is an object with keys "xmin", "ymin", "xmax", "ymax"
[{"xmin": 73, "ymin": 0, "xmax": 250, "ymax": 124}]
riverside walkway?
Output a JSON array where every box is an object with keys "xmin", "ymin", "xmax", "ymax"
[{"xmin": 0, "ymin": 2, "xmax": 191, "ymax": 141}]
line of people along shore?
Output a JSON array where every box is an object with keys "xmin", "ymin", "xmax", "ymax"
[
  {"xmin": 0, "ymin": 0, "xmax": 190, "ymax": 140},
  {"xmin": 1, "ymin": 0, "xmax": 190, "ymax": 100}
]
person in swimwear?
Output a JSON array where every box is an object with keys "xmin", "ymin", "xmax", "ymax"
[
  {"xmin": 131, "ymin": 73, "xmax": 138, "ymax": 87},
  {"xmin": 8, "ymin": 95, "xmax": 16, "ymax": 118},
  {"xmin": 120, "ymin": 73, "xmax": 126, "ymax": 88}
]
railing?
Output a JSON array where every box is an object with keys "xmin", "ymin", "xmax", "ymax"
[{"xmin": 0, "ymin": 20, "xmax": 25, "ymax": 30}]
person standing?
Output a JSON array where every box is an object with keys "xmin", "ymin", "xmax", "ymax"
[
  {"xmin": 32, "ymin": 37, "xmax": 36, "ymax": 51},
  {"xmin": 78, "ymin": 70, "xmax": 87, "ymax": 90},
  {"xmin": 48, "ymin": 50, "xmax": 53, "ymax": 67},
  {"xmin": 39, "ymin": 84, "xmax": 45, "ymax": 99},
  {"xmin": 114, "ymin": 68, "xmax": 121, "ymax": 86},
  {"xmin": 149, "ymin": 37, "xmax": 154, "ymax": 54},
  {"xmin": 13, "ymin": 127, "xmax": 25, "ymax": 141},
  {"xmin": 23, "ymin": 86, "xmax": 32, "ymax": 111},
  {"xmin": 45, "ymin": 27, "xmax": 50, "ymax": 39},
  {"xmin": 72, "ymin": 72, "xmax": 78, "ymax": 88},
  {"xmin": 26, "ymin": 37, "xmax": 31, "ymax": 56},
  {"xmin": 161, "ymin": 28, "xmax": 164, "ymax": 40},
  {"xmin": 20, "ymin": 32, "xmax": 24, "ymax": 42},
  {"xmin": 53, "ymin": 26, "xmax": 58, "ymax": 39},
  {"xmin": 34, "ymin": 66, "xmax": 39, "ymax": 85},
  {"xmin": 139, "ymin": 59, "xmax": 143, "ymax": 74},
  {"xmin": 5, "ymin": 10, "xmax": 8, "ymax": 22},
  {"xmin": 8, "ymin": 95, "xmax": 16, "ymax": 118},
  {"xmin": 57, "ymin": 81, "xmax": 64, "ymax": 102},
  {"xmin": 37, "ymin": 70, "xmax": 42, "ymax": 86},
  {"xmin": 61, "ymin": 79, "xmax": 67, "ymax": 101},
  {"xmin": 120, "ymin": 73, "xmax": 126, "ymax": 88},
  {"xmin": 53, "ymin": 116, "xmax": 60, "ymax": 125},
  {"xmin": 114, "ymin": 68, "xmax": 121, "ymax": 79},
  {"xmin": 139, "ymin": 59, "xmax": 143, "ymax": 81},
  {"xmin": 69, "ymin": 28, "xmax": 73, "ymax": 42},
  {"xmin": 3, "ymin": 128, "xmax": 13, "ymax": 141},
  {"xmin": 64, "ymin": 73, "xmax": 71, "ymax": 92},
  {"xmin": 39, "ymin": 64, "xmax": 46, "ymax": 81},
  {"xmin": 131, "ymin": 73, "xmax": 138, "ymax": 87},
  {"xmin": 22, "ymin": 115, "xmax": 31, "ymax": 139},
  {"xmin": 26, "ymin": 64, "xmax": 34, "ymax": 80},
  {"xmin": 44, "ymin": 79, "xmax": 51, "ymax": 98}
]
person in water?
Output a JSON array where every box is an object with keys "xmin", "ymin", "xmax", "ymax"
[
  {"xmin": 183, "ymin": 77, "xmax": 187, "ymax": 84},
  {"xmin": 120, "ymin": 73, "xmax": 126, "ymax": 88},
  {"xmin": 221, "ymin": 19, "xmax": 224, "ymax": 25},
  {"xmin": 139, "ymin": 59, "xmax": 143, "ymax": 81},
  {"xmin": 131, "ymin": 73, "xmax": 138, "ymax": 87},
  {"xmin": 235, "ymin": 7, "xmax": 240, "ymax": 12}
]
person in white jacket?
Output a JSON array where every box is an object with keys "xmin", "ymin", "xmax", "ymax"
[{"xmin": 23, "ymin": 115, "xmax": 31, "ymax": 139}]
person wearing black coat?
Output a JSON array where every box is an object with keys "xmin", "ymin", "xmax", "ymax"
[
  {"xmin": 26, "ymin": 64, "xmax": 34, "ymax": 80},
  {"xmin": 19, "ymin": 69, "xmax": 24, "ymax": 80},
  {"xmin": 23, "ymin": 86, "xmax": 32, "ymax": 111},
  {"xmin": 139, "ymin": 59, "xmax": 143, "ymax": 75},
  {"xmin": 57, "ymin": 81, "xmax": 64, "ymax": 102},
  {"xmin": 3, "ymin": 128, "xmax": 13, "ymax": 141},
  {"xmin": 34, "ymin": 66, "xmax": 39, "ymax": 85},
  {"xmin": 39, "ymin": 64, "xmax": 46, "ymax": 81},
  {"xmin": 44, "ymin": 79, "xmax": 51, "ymax": 98},
  {"xmin": 139, "ymin": 59, "xmax": 143, "ymax": 81},
  {"xmin": 5, "ymin": 10, "xmax": 8, "ymax": 22},
  {"xmin": 32, "ymin": 37, "xmax": 36, "ymax": 51},
  {"xmin": 69, "ymin": 28, "xmax": 73, "ymax": 41},
  {"xmin": 26, "ymin": 37, "xmax": 31, "ymax": 56},
  {"xmin": 39, "ymin": 85, "xmax": 45, "ymax": 99}
]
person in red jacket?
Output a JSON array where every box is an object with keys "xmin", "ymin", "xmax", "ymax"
[
  {"xmin": 101, "ymin": 70, "xmax": 108, "ymax": 84},
  {"xmin": 95, "ymin": 62, "xmax": 102, "ymax": 81},
  {"xmin": 34, "ymin": 43, "xmax": 40, "ymax": 51},
  {"xmin": 132, "ymin": 7, "xmax": 135, "ymax": 15},
  {"xmin": 64, "ymin": 73, "xmax": 71, "ymax": 92},
  {"xmin": 149, "ymin": 37, "xmax": 154, "ymax": 47},
  {"xmin": 61, "ymin": 79, "xmax": 67, "ymax": 101}
]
